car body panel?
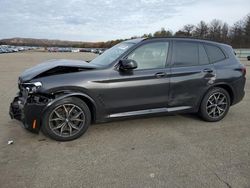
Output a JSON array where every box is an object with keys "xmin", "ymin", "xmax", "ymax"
[
  {"xmin": 169, "ymin": 64, "xmax": 215, "ymax": 108},
  {"xmin": 20, "ymin": 59, "xmax": 100, "ymax": 81},
  {"xmin": 105, "ymin": 67, "xmax": 171, "ymax": 114},
  {"xmin": 9, "ymin": 37, "xmax": 246, "ymax": 133}
]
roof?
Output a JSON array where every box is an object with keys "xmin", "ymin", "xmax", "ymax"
[
  {"xmin": 144, "ymin": 37, "xmax": 231, "ymax": 47},
  {"xmin": 125, "ymin": 37, "xmax": 231, "ymax": 47}
]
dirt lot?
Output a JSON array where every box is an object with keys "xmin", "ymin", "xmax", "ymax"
[{"xmin": 0, "ymin": 52, "xmax": 249, "ymax": 188}]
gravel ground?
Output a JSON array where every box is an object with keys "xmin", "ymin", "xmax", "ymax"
[{"xmin": 0, "ymin": 52, "xmax": 249, "ymax": 188}]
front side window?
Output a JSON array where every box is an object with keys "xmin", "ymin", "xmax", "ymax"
[
  {"xmin": 127, "ymin": 42, "xmax": 169, "ymax": 70},
  {"xmin": 173, "ymin": 41, "xmax": 199, "ymax": 67},
  {"xmin": 204, "ymin": 44, "xmax": 226, "ymax": 63}
]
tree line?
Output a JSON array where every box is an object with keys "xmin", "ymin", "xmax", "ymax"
[
  {"xmin": 1, "ymin": 13, "xmax": 249, "ymax": 49},
  {"xmin": 102, "ymin": 13, "xmax": 250, "ymax": 48}
]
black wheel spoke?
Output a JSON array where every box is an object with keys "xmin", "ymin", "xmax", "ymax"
[
  {"xmin": 217, "ymin": 106, "xmax": 225, "ymax": 112},
  {"xmin": 50, "ymin": 117, "xmax": 64, "ymax": 122},
  {"xmin": 52, "ymin": 122, "xmax": 66, "ymax": 130},
  {"xmin": 208, "ymin": 107, "xmax": 216, "ymax": 115},
  {"xmin": 218, "ymin": 102, "xmax": 227, "ymax": 105},
  {"xmin": 63, "ymin": 105, "xmax": 69, "ymax": 117},
  {"xmin": 71, "ymin": 111, "xmax": 83, "ymax": 119},
  {"xmin": 68, "ymin": 122, "xmax": 80, "ymax": 130},
  {"xmin": 54, "ymin": 110, "xmax": 65, "ymax": 119},
  {"xmin": 68, "ymin": 123, "xmax": 72, "ymax": 136},
  {"xmin": 71, "ymin": 118, "xmax": 84, "ymax": 122},
  {"xmin": 60, "ymin": 123, "xmax": 67, "ymax": 135},
  {"xmin": 68, "ymin": 105, "xmax": 75, "ymax": 116}
]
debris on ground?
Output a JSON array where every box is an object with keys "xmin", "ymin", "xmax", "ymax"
[
  {"xmin": 150, "ymin": 173, "xmax": 155, "ymax": 178},
  {"xmin": 7, "ymin": 140, "xmax": 14, "ymax": 145}
]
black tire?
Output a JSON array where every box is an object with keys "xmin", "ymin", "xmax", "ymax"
[
  {"xmin": 41, "ymin": 97, "xmax": 91, "ymax": 141},
  {"xmin": 199, "ymin": 87, "xmax": 230, "ymax": 122}
]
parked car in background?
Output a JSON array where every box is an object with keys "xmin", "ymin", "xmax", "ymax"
[
  {"xmin": 71, "ymin": 48, "xmax": 80, "ymax": 53},
  {"xmin": 48, "ymin": 47, "xmax": 59, "ymax": 52},
  {"xmin": 17, "ymin": 47, "xmax": 24, "ymax": 51},
  {"xmin": 97, "ymin": 49, "xmax": 104, "ymax": 54},
  {"xmin": 80, "ymin": 48, "xmax": 92, "ymax": 52},
  {"xmin": 90, "ymin": 48, "xmax": 98, "ymax": 53},
  {"xmin": 12, "ymin": 47, "xmax": 19, "ymax": 52},
  {"xmin": 5, "ymin": 47, "xmax": 13, "ymax": 53},
  {"xmin": 0, "ymin": 45, "xmax": 40, "ymax": 53},
  {"xmin": 9, "ymin": 37, "xmax": 246, "ymax": 141}
]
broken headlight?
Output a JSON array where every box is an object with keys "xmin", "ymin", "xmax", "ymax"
[{"xmin": 21, "ymin": 82, "xmax": 42, "ymax": 94}]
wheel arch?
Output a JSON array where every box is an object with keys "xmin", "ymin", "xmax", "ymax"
[
  {"xmin": 199, "ymin": 83, "xmax": 234, "ymax": 108},
  {"xmin": 42, "ymin": 92, "xmax": 97, "ymax": 123},
  {"xmin": 214, "ymin": 84, "xmax": 234, "ymax": 105}
]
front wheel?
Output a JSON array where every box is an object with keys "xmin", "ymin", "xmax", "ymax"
[
  {"xmin": 199, "ymin": 87, "xmax": 230, "ymax": 122},
  {"xmin": 41, "ymin": 97, "xmax": 91, "ymax": 141}
]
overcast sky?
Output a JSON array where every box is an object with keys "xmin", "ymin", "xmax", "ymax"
[{"xmin": 0, "ymin": 0, "xmax": 249, "ymax": 42}]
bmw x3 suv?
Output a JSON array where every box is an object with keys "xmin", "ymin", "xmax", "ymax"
[{"xmin": 9, "ymin": 38, "xmax": 246, "ymax": 141}]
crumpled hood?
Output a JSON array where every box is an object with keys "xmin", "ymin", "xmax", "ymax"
[{"xmin": 20, "ymin": 59, "xmax": 99, "ymax": 81}]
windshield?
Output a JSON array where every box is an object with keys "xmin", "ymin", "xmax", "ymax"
[{"xmin": 90, "ymin": 42, "xmax": 135, "ymax": 66}]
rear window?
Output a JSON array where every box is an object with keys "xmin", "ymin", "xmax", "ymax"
[
  {"xmin": 173, "ymin": 41, "xmax": 199, "ymax": 67},
  {"xmin": 204, "ymin": 44, "xmax": 226, "ymax": 63}
]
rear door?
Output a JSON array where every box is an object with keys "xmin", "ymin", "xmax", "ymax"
[{"xmin": 169, "ymin": 40, "xmax": 215, "ymax": 108}]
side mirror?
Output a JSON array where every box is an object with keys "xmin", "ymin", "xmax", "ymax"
[{"xmin": 119, "ymin": 59, "xmax": 138, "ymax": 70}]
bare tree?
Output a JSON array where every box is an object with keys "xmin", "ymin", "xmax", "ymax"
[
  {"xmin": 244, "ymin": 15, "xmax": 250, "ymax": 45},
  {"xmin": 153, "ymin": 28, "xmax": 172, "ymax": 37},
  {"xmin": 208, "ymin": 19, "xmax": 223, "ymax": 41},
  {"xmin": 230, "ymin": 20, "xmax": 245, "ymax": 47},
  {"xmin": 182, "ymin": 24, "xmax": 195, "ymax": 36},
  {"xmin": 174, "ymin": 30, "xmax": 187, "ymax": 37},
  {"xmin": 193, "ymin": 21, "xmax": 209, "ymax": 38},
  {"xmin": 221, "ymin": 23, "xmax": 229, "ymax": 43}
]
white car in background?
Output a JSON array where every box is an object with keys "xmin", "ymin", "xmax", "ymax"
[{"xmin": 71, "ymin": 48, "xmax": 80, "ymax": 53}]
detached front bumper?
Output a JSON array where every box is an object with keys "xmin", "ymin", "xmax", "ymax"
[{"xmin": 9, "ymin": 94, "xmax": 47, "ymax": 133}]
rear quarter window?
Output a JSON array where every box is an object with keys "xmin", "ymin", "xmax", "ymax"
[{"xmin": 204, "ymin": 44, "xmax": 226, "ymax": 63}]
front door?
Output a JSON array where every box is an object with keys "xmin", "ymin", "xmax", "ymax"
[{"xmin": 105, "ymin": 41, "xmax": 171, "ymax": 115}]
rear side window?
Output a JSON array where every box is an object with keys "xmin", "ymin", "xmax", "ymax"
[
  {"xmin": 199, "ymin": 44, "xmax": 210, "ymax": 65},
  {"xmin": 173, "ymin": 41, "xmax": 199, "ymax": 67},
  {"xmin": 204, "ymin": 44, "xmax": 226, "ymax": 63}
]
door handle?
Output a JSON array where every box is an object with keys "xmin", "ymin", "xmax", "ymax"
[
  {"xmin": 155, "ymin": 72, "xmax": 166, "ymax": 78},
  {"xmin": 203, "ymin": 68, "xmax": 213, "ymax": 73}
]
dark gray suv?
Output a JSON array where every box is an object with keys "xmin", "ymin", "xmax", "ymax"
[{"xmin": 10, "ymin": 38, "xmax": 246, "ymax": 141}]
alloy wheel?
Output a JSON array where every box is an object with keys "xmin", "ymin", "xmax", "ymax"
[
  {"xmin": 206, "ymin": 92, "xmax": 228, "ymax": 119},
  {"xmin": 49, "ymin": 104, "xmax": 85, "ymax": 137}
]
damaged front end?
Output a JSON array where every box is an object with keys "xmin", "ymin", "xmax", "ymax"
[
  {"xmin": 9, "ymin": 80, "xmax": 52, "ymax": 133},
  {"xmin": 9, "ymin": 59, "xmax": 99, "ymax": 133}
]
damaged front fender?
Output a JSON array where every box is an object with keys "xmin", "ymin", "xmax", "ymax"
[
  {"xmin": 10, "ymin": 90, "xmax": 98, "ymax": 133},
  {"xmin": 20, "ymin": 59, "xmax": 99, "ymax": 81}
]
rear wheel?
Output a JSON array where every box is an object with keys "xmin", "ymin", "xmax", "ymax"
[
  {"xmin": 41, "ymin": 97, "xmax": 91, "ymax": 141},
  {"xmin": 199, "ymin": 87, "xmax": 230, "ymax": 122}
]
